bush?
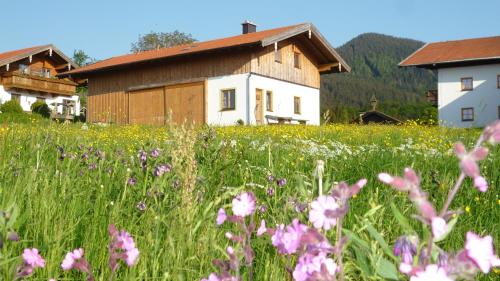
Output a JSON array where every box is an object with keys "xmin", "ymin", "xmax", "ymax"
[
  {"xmin": 0, "ymin": 100, "xmax": 23, "ymax": 114},
  {"xmin": 0, "ymin": 112, "xmax": 46, "ymax": 124},
  {"xmin": 31, "ymin": 101, "xmax": 51, "ymax": 118}
]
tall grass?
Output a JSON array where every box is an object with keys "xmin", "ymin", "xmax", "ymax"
[{"xmin": 0, "ymin": 122, "xmax": 498, "ymax": 280}]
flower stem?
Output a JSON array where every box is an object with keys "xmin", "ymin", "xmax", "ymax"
[{"xmin": 336, "ymin": 217, "xmax": 345, "ymax": 281}]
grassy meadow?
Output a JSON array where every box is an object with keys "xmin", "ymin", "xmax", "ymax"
[{"xmin": 0, "ymin": 119, "xmax": 498, "ymax": 280}]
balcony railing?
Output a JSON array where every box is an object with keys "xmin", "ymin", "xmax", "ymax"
[{"xmin": 1, "ymin": 72, "xmax": 76, "ymax": 96}]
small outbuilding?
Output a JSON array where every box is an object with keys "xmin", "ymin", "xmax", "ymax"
[{"xmin": 353, "ymin": 95, "xmax": 401, "ymax": 124}]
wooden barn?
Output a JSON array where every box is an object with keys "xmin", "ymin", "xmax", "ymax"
[{"xmin": 63, "ymin": 22, "xmax": 350, "ymax": 125}]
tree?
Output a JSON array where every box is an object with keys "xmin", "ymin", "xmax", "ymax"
[
  {"xmin": 130, "ymin": 31, "xmax": 196, "ymax": 53},
  {"xmin": 72, "ymin": 50, "xmax": 95, "ymax": 67}
]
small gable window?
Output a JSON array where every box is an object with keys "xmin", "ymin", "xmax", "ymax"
[
  {"xmin": 294, "ymin": 96, "xmax": 301, "ymax": 114},
  {"xmin": 294, "ymin": 52, "xmax": 301, "ymax": 69},
  {"xmin": 220, "ymin": 89, "xmax": 236, "ymax": 111},
  {"xmin": 266, "ymin": 91, "xmax": 273, "ymax": 111},
  {"xmin": 461, "ymin": 107, "xmax": 474, "ymax": 122},
  {"xmin": 461, "ymin": 77, "xmax": 473, "ymax": 91}
]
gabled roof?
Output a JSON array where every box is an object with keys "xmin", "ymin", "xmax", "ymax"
[
  {"xmin": 399, "ymin": 36, "xmax": 500, "ymax": 68},
  {"xmin": 63, "ymin": 23, "xmax": 350, "ymax": 76},
  {"xmin": 0, "ymin": 44, "xmax": 78, "ymax": 69}
]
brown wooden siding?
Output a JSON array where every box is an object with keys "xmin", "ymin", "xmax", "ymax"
[
  {"xmin": 251, "ymin": 40, "xmax": 320, "ymax": 88},
  {"xmin": 87, "ymin": 91, "xmax": 128, "ymax": 123}
]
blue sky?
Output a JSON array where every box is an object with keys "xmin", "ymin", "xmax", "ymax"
[{"xmin": 2, "ymin": 0, "xmax": 499, "ymax": 60}]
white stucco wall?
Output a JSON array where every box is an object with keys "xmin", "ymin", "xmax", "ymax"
[
  {"xmin": 206, "ymin": 73, "xmax": 320, "ymax": 126},
  {"xmin": 0, "ymin": 85, "xmax": 80, "ymax": 115},
  {"xmin": 249, "ymin": 75, "xmax": 320, "ymax": 125},
  {"xmin": 438, "ymin": 64, "xmax": 500, "ymax": 128}
]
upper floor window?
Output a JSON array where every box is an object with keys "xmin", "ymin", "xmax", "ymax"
[
  {"xmin": 294, "ymin": 96, "xmax": 301, "ymax": 114},
  {"xmin": 461, "ymin": 77, "xmax": 473, "ymax": 91},
  {"xmin": 294, "ymin": 52, "xmax": 301, "ymax": 69},
  {"xmin": 498, "ymin": 105, "xmax": 500, "ymax": 119},
  {"xmin": 220, "ymin": 89, "xmax": 236, "ymax": 111},
  {"xmin": 266, "ymin": 91, "xmax": 273, "ymax": 111},
  {"xmin": 461, "ymin": 107, "xmax": 474, "ymax": 121},
  {"xmin": 497, "ymin": 75, "xmax": 500, "ymax": 89},
  {"xmin": 41, "ymin": 68, "xmax": 51, "ymax": 78},
  {"xmin": 19, "ymin": 64, "xmax": 29, "ymax": 74}
]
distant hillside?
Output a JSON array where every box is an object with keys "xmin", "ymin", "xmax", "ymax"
[{"xmin": 321, "ymin": 33, "xmax": 437, "ymax": 122}]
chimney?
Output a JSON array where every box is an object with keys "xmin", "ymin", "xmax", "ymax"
[{"xmin": 242, "ymin": 20, "xmax": 257, "ymax": 34}]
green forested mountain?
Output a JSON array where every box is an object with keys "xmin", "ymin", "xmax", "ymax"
[{"xmin": 321, "ymin": 33, "xmax": 437, "ymax": 122}]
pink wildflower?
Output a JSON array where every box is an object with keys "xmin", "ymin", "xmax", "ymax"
[
  {"xmin": 454, "ymin": 143, "xmax": 489, "ymax": 192},
  {"xmin": 309, "ymin": 195, "xmax": 339, "ymax": 231},
  {"xmin": 410, "ymin": 264, "xmax": 452, "ymax": 281},
  {"xmin": 431, "ymin": 217, "xmax": 448, "ymax": 240},
  {"xmin": 22, "ymin": 248, "xmax": 45, "ymax": 268},
  {"xmin": 61, "ymin": 248, "xmax": 84, "ymax": 270},
  {"xmin": 216, "ymin": 208, "xmax": 227, "ymax": 225},
  {"xmin": 293, "ymin": 252, "xmax": 337, "ymax": 281},
  {"xmin": 465, "ymin": 232, "xmax": 500, "ymax": 273},
  {"xmin": 231, "ymin": 192, "xmax": 256, "ymax": 217},
  {"xmin": 257, "ymin": 220, "xmax": 267, "ymax": 236}
]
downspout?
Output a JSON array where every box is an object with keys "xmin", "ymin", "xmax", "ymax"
[{"xmin": 246, "ymin": 72, "xmax": 252, "ymax": 125}]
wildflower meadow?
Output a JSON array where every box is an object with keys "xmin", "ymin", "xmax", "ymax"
[{"xmin": 0, "ymin": 120, "xmax": 499, "ymax": 280}]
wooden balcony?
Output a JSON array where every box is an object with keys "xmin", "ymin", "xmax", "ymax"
[{"xmin": 1, "ymin": 72, "xmax": 76, "ymax": 96}]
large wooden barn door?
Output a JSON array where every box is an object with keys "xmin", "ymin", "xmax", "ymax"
[
  {"xmin": 164, "ymin": 82, "xmax": 205, "ymax": 124},
  {"xmin": 128, "ymin": 87, "xmax": 165, "ymax": 125}
]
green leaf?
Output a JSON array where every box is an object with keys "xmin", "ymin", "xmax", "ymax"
[
  {"xmin": 434, "ymin": 217, "xmax": 458, "ymax": 243},
  {"xmin": 375, "ymin": 257, "xmax": 399, "ymax": 280},
  {"xmin": 353, "ymin": 245, "xmax": 373, "ymax": 276},
  {"xmin": 365, "ymin": 224, "xmax": 396, "ymax": 261},
  {"xmin": 6, "ymin": 204, "xmax": 19, "ymax": 229},
  {"xmin": 390, "ymin": 202, "xmax": 414, "ymax": 233},
  {"xmin": 343, "ymin": 229, "xmax": 370, "ymax": 250},
  {"xmin": 363, "ymin": 205, "xmax": 383, "ymax": 218}
]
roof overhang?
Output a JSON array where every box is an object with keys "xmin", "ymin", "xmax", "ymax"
[
  {"xmin": 261, "ymin": 23, "xmax": 351, "ymax": 73},
  {"xmin": 399, "ymin": 56, "xmax": 500, "ymax": 69},
  {"xmin": 0, "ymin": 44, "xmax": 78, "ymax": 70}
]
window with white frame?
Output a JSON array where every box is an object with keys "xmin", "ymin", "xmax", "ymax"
[
  {"xmin": 220, "ymin": 89, "xmax": 236, "ymax": 111},
  {"xmin": 461, "ymin": 107, "xmax": 474, "ymax": 121}
]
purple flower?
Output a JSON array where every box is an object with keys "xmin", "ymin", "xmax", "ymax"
[
  {"xmin": 153, "ymin": 164, "xmax": 172, "ymax": 177},
  {"xmin": 258, "ymin": 205, "xmax": 267, "ymax": 213},
  {"xmin": 267, "ymin": 175, "xmax": 275, "ymax": 182},
  {"xmin": 150, "ymin": 148, "xmax": 160, "ymax": 158},
  {"xmin": 127, "ymin": 177, "xmax": 137, "ymax": 186},
  {"xmin": 88, "ymin": 163, "xmax": 97, "ymax": 170},
  {"xmin": 231, "ymin": 192, "xmax": 256, "ymax": 217},
  {"xmin": 277, "ymin": 178, "xmax": 287, "ymax": 187},
  {"xmin": 216, "ymin": 208, "xmax": 227, "ymax": 225},
  {"xmin": 394, "ymin": 236, "xmax": 418, "ymax": 274},
  {"xmin": 464, "ymin": 232, "xmax": 500, "ymax": 273},
  {"xmin": 267, "ymin": 187, "xmax": 275, "ymax": 196},
  {"xmin": 483, "ymin": 120, "xmax": 500, "ymax": 144},
  {"xmin": 309, "ymin": 195, "xmax": 339, "ymax": 231},
  {"xmin": 136, "ymin": 201, "xmax": 146, "ymax": 212},
  {"xmin": 95, "ymin": 150, "xmax": 105, "ymax": 160}
]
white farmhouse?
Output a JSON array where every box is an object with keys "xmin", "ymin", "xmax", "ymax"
[
  {"xmin": 0, "ymin": 45, "xmax": 80, "ymax": 117},
  {"xmin": 62, "ymin": 22, "xmax": 350, "ymax": 125},
  {"xmin": 400, "ymin": 36, "xmax": 500, "ymax": 128}
]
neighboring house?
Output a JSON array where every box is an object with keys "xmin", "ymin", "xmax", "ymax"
[
  {"xmin": 400, "ymin": 36, "xmax": 500, "ymax": 128},
  {"xmin": 353, "ymin": 95, "xmax": 401, "ymax": 124},
  {"xmin": 63, "ymin": 22, "xmax": 350, "ymax": 125},
  {"xmin": 0, "ymin": 45, "xmax": 80, "ymax": 117}
]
